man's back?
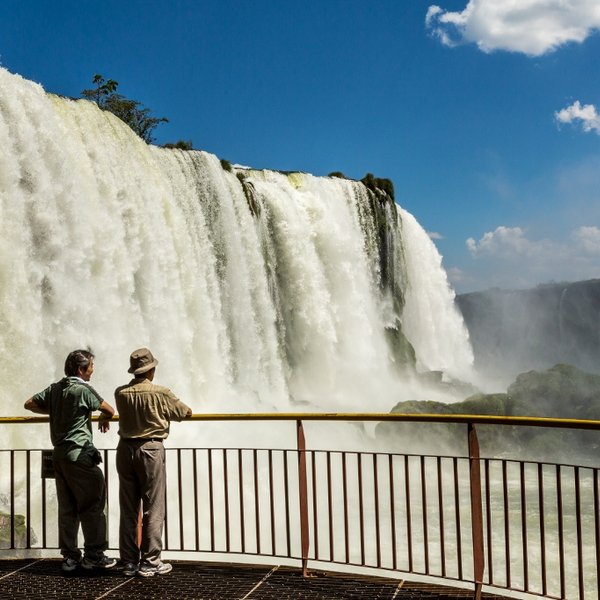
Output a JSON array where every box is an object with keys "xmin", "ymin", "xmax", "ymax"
[
  {"xmin": 33, "ymin": 377, "xmax": 102, "ymax": 460},
  {"xmin": 115, "ymin": 378, "xmax": 190, "ymax": 440}
]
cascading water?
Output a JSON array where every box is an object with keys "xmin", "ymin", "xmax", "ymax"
[
  {"xmin": 0, "ymin": 67, "xmax": 474, "ymax": 429},
  {"xmin": 398, "ymin": 209, "xmax": 474, "ymax": 382}
]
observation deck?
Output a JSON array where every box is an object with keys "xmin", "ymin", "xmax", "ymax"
[
  {"xmin": 2, "ymin": 412, "xmax": 599, "ymax": 600},
  {"xmin": 0, "ymin": 558, "xmax": 508, "ymax": 599}
]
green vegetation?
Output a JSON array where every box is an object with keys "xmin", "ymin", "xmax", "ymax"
[
  {"xmin": 163, "ymin": 140, "xmax": 194, "ymax": 150},
  {"xmin": 81, "ymin": 75, "xmax": 168, "ymax": 144},
  {"xmin": 361, "ymin": 172, "xmax": 395, "ymax": 201},
  {"xmin": 328, "ymin": 171, "xmax": 347, "ymax": 179},
  {"xmin": 377, "ymin": 364, "xmax": 600, "ymax": 462},
  {"xmin": 0, "ymin": 511, "xmax": 34, "ymax": 547},
  {"xmin": 220, "ymin": 158, "xmax": 233, "ymax": 172}
]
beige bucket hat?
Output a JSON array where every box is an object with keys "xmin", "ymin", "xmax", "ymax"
[{"xmin": 128, "ymin": 347, "xmax": 159, "ymax": 375}]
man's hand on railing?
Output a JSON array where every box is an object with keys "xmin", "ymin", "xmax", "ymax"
[{"xmin": 98, "ymin": 416, "xmax": 111, "ymax": 433}]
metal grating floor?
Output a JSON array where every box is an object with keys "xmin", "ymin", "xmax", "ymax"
[{"xmin": 0, "ymin": 559, "xmax": 508, "ymax": 600}]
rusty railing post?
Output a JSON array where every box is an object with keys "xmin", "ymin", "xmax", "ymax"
[
  {"xmin": 468, "ymin": 422, "xmax": 484, "ymax": 600},
  {"xmin": 296, "ymin": 419, "xmax": 310, "ymax": 576}
]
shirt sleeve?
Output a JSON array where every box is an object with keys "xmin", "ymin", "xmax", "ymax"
[
  {"xmin": 80, "ymin": 383, "xmax": 104, "ymax": 411},
  {"xmin": 31, "ymin": 385, "xmax": 53, "ymax": 410},
  {"xmin": 164, "ymin": 389, "xmax": 191, "ymax": 421}
]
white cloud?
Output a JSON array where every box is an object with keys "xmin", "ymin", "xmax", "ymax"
[
  {"xmin": 466, "ymin": 226, "xmax": 547, "ymax": 258},
  {"xmin": 426, "ymin": 0, "xmax": 600, "ymax": 56},
  {"xmin": 573, "ymin": 226, "xmax": 600, "ymax": 253},
  {"xmin": 446, "ymin": 266, "xmax": 472, "ymax": 285},
  {"xmin": 427, "ymin": 231, "xmax": 444, "ymax": 240},
  {"xmin": 555, "ymin": 101, "xmax": 600, "ymax": 135},
  {"xmin": 462, "ymin": 225, "xmax": 600, "ymax": 290}
]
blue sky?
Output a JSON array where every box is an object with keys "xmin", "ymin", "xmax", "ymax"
[{"xmin": 1, "ymin": 0, "xmax": 599, "ymax": 293}]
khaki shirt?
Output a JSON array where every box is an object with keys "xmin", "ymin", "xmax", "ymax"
[{"xmin": 115, "ymin": 378, "xmax": 191, "ymax": 439}]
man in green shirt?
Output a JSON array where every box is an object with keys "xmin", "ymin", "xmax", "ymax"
[{"xmin": 24, "ymin": 349, "xmax": 117, "ymax": 572}]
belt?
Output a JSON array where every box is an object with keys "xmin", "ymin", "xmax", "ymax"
[{"xmin": 122, "ymin": 437, "xmax": 164, "ymax": 443}]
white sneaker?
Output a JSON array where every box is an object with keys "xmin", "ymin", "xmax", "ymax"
[{"xmin": 138, "ymin": 562, "xmax": 173, "ymax": 577}]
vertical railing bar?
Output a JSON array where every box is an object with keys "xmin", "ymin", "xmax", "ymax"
[
  {"xmin": 556, "ymin": 464, "xmax": 565, "ymax": 600},
  {"xmin": 283, "ymin": 450, "xmax": 291, "ymax": 558},
  {"xmin": 104, "ymin": 449, "xmax": 109, "ymax": 538},
  {"xmin": 520, "ymin": 461, "xmax": 528, "ymax": 591},
  {"xmin": 595, "ymin": 469, "xmax": 600, "ymax": 600},
  {"xmin": 268, "ymin": 449, "xmax": 275, "ymax": 555},
  {"xmin": 358, "ymin": 453, "xmax": 365, "ymax": 566},
  {"xmin": 177, "ymin": 448, "xmax": 184, "ymax": 550},
  {"xmin": 10, "ymin": 450, "xmax": 15, "ymax": 549},
  {"xmin": 208, "ymin": 448, "xmax": 215, "ymax": 552},
  {"xmin": 26, "ymin": 451, "xmax": 31, "ymax": 548},
  {"xmin": 327, "ymin": 451, "xmax": 334, "ymax": 562},
  {"xmin": 406, "ymin": 454, "xmax": 413, "ymax": 573},
  {"xmin": 373, "ymin": 453, "xmax": 381, "ymax": 569},
  {"xmin": 42, "ymin": 473, "xmax": 47, "ymax": 549},
  {"xmin": 223, "ymin": 449, "xmax": 230, "ymax": 553},
  {"xmin": 164, "ymin": 449, "xmax": 169, "ymax": 550},
  {"xmin": 575, "ymin": 467, "xmax": 584, "ymax": 600},
  {"xmin": 484, "ymin": 458, "xmax": 492, "ymax": 585},
  {"xmin": 468, "ymin": 423, "xmax": 484, "ymax": 600},
  {"xmin": 253, "ymin": 448, "xmax": 261, "ymax": 554},
  {"xmin": 311, "ymin": 450, "xmax": 319, "ymax": 561},
  {"xmin": 238, "ymin": 449, "xmax": 245, "ymax": 554},
  {"xmin": 421, "ymin": 455, "xmax": 429, "ymax": 574},
  {"xmin": 296, "ymin": 419, "xmax": 310, "ymax": 575},
  {"xmin": 389, "ymin": 454, "xmax": 397, "ymax": 571},
  {"xmin": 453, "ymin": 456, "xmax": 463, "ymax": 582},
  {"xmin": 502, "ymin": 460, "xmax": 511, "ymax": 588},
  {"xmin": 538, "ymin": 463, "xmax": 547, "ymax": 597},
  {"xmin": 438, "ymin": 456, "xmax": 446, "ymax": 578},
  {"xmin": 342, "ymin": 452, "xmax": 349, "ymax": 564},
  {"xmin": 193, "ymin": 449, "xmax": 200, "ymax": 551}
]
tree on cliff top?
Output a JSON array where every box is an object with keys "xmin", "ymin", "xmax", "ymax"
[{"xmin": 81, "ymin": 74, "xmax": 168, "ymax": 144}]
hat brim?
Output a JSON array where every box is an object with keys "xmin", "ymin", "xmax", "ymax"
[{"xmin": 128, "ymin": 358, "xmax": 159, "ymax": 375}]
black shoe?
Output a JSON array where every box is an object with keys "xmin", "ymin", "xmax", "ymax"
[
  {"xmin": 81, "ymin": 555, "xmax": 117, "ymax": 570},
  {"xmin": 61, "ymin": 557, "xmax": 80, "ymax": 572}
]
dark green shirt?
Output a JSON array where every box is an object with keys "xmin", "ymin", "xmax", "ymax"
[{"xmin": 33, "ymin": 377, "xmax": 103, "ymax": 461}]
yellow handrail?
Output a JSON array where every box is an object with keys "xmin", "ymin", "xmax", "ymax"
[{"xmin": 2, "ymin": 412, "xmax": 600, "ymax": 430}]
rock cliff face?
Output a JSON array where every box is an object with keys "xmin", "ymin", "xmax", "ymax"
[{"xmin": 457, "ymin": 279, "xmax": 600, "ymax": 382}]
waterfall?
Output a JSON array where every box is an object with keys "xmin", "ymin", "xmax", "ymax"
[
  {"xmin": 0, "ymin": 67, "xmax": 474, "ymax": 420},
  {"xmin": 398, "ymin": 209, "xmax": 474, "ymax": 381}
]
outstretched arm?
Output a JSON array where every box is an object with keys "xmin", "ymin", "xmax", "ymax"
[
  {"xmin": 98, "ymin": 400, "xmax": 115, "ymax": 433},
  {"xmin": 24, "ymin": 398, "xmax": 48, "ymax": 415}
]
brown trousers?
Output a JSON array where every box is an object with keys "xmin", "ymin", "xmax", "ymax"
[
  {"xmin": 54, "ymin": 455, "xmax": 108, "ymax": 560},
  {"xmin": 116, "ymin": 439, "xmax": 166, "ymax": 566}
]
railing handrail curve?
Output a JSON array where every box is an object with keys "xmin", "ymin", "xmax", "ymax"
[{"xmin": 2, "ymin": 411, "xmax": 600, "ymax": 430}]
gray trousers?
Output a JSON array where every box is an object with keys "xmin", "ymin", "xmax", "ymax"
[
  {"xmin": 54, "ymin": 455, "xmax": 108, "ymax": 560},
  {"xmin": 116, "ymin": 439, "xmax": 166, "ymax": 566}
]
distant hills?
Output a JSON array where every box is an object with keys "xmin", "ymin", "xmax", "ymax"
[
  {"xmin": 456, "ymin": 279, "xmax": 600, "ymax": 382},
  {"xmin": 376, "ymin": 280, "xmax": 600, "ymax": 461},
  {"xmin": 379, "ymin": 363, "xmax": 600, "ymax": 463}
]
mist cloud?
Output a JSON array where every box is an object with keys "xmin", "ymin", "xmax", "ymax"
[
  {"xmin": 426, "ymin": 0, "xmax": 600, "ymax": 56},
  {"xmin": 555, "ymin": 101, "xmax": 600, "ymax": 135}
]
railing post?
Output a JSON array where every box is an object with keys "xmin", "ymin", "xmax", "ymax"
[
  {"xmin": 468, "ymin": 422, "xmax": 484, "ymax": 600},
  {"xmin": 296, "ymin": 419, "xmax": 310, "ymax": 576}
]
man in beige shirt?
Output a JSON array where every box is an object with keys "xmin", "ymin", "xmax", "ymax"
[{"xmin": 115, "ymin": 347, "xmax": 192, "ymax": 577}]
